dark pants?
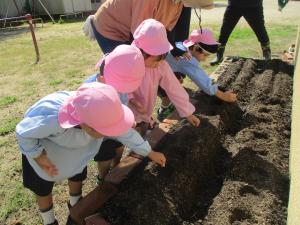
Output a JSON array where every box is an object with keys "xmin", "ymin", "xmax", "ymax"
[
  {"xmin": 219, "ymin": 5, "xmax": 270, "ymax": 47},
  {"xmin": 159, "ymin": 7, "xmax": 191, "ymax": 98},
  {"xmin": 91, "ymin": 20, "xmax": 128, "ymax": 54},
  {"xmin": 22, "ymin": 155, "xmax": 87, "ymax": 196}
]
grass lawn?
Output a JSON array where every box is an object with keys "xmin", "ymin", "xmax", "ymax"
[{"xmin": 0, "ymin": 18, "xmax": 297, "ymax": 224}]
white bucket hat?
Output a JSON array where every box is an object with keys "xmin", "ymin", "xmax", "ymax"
[{"xmin": 181, "ymin": 0, "xmax": 214, "ymax": 9}]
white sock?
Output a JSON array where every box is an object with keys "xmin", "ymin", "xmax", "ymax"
[
  {"xmin": 69, "ymin": 194, "xmax": 82, "ymax": 207},
  {"xmin": 40, "ymin": 206, "xmax": 55, "ymax": 225}
]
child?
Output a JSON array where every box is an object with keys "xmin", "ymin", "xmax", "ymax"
[
  {"xmin": 16, "ymin": 82, "xmax": 165, "ymax": 225},
  {"xmin": 84, "ymin": 44, "xmax": 145, "ymax": 184},
  {"xmin": 165, "ymin": 28, "xmax": 237, "ymax": 105},
  {"xmin": 129, "ymin": 19, "xmax": 200, "ymax": 128},
  {"xmin": 85, "ymin": 44, "xmax": 145, "ymax": 105}
]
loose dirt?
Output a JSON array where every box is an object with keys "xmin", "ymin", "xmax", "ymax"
[{"xmin": 99, "ymin": 58, "xmax": 293, "ymax": 225}]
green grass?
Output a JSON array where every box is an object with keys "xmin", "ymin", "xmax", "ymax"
[
  {"xmin": 0, "ymin": 182, "xmax": 34, "ymax": 220},
  {"xmin": 0, "ymin": 139, "xmax": 8, "ymax": 148},
  {"xmin": 0, "ymin": 18, "xmax": 298, "ymax": 224},
  {"xmin": 0, "ymin": 96, "xmax": 17, "ymax": 108},
  {"xmin": 0, "ymin": 117, "xmax": 20, "ymax": 136},
  {"xmin": 49, "ymin": 79, "xmax": 64, "ymax": 86}
]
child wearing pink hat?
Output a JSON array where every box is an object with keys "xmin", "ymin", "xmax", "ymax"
[
  {"xmin": 16, "ymin": 82, "xmax": 165, "ymax": 225},
  {"xmin": 164, "ymin": 28, "xmax": 237, "ymax": 107},
  {"xmin": 85, "ymin": 44, "xmax": 145, "ymax": 102},
  {"xmin": 129, "ymin": 19, "xmax": 200, "ymax": 128},
  {"xmin": 84, "ymin": 44, "xmax": 145, "ymax": 184}
]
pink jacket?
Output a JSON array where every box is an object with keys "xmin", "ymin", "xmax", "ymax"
[{"xmin": 129, "ymin": 60, "xmax": 195, "ymax": 123}]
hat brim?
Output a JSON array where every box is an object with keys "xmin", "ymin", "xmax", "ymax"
[
  {"xmin": 93, "ymin": 104, "xmax": 135, "ymax": 136},
  {"xmin": 58, "ymin": 95, "xmax": 80, "ymax": 129},
  {"xmin": 183, "ymin": 40, "xmax": 195, "ymax": 48},
  {"xmin": 146, "ymin": 43, "xmax": 173, "ymax": 56},
  {"xmin": 183, "ymin": 40, "xmax": 220, "ymax": 49}
]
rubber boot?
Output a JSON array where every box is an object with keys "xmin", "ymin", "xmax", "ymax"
[
  {"xmin": 210, "ymin": 45, "xmax": 225, "ymax": 66},
  {"xmin": 262, "ymin": 44, "xmax": 271, "ymax": 61}
]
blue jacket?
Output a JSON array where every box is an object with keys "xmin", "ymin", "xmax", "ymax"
[
  {"xmin": 166, "ymin": 53, "xmax": 218, "ymax": 96},
  {"xmin": 16, "ymin": 91, "xmax": 151, "ymax": 182}
]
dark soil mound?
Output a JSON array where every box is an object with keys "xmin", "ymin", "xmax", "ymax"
[{"xmin": 100, "ymin": 58, "xmax": 294, "ymax": 225}]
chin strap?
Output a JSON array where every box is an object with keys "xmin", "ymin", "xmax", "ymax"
[{"xmin": 194, "ymin": 8, "xmax": 203, "ymax": 33}]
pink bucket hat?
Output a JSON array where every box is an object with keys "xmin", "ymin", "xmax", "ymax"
[
  {"xmin": 58, "ymin": 82, "xmax": 134, "ymax": 136},
  {"xmin": 132, "ymin": 19, "xmax": 173, "ymax": 56},
  {"xmin": 183, "ymin": 29, "xmax": 219, "ymax": 48},
  {"xmin": 95, "ymin": 45, "xmax": 145, "ymax": 93}
]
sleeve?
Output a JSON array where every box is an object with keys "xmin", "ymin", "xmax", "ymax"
[
  {"xmin": 113, "ymin": 128, "xmax": 151, "ymax": 157},
  {"xmin": 159, "ymin": 61, "xmax": 195, "ymax": 117},
  {"xmin": 16, "ymin": 115, "xmax": 64, "ymax": 158},
  {"xmin": 84, "ymin": 74, "xmax": 98, "ymax": 83},
  {"xmin": 130, "ymin": 0, "xmax": 159, "ymax": 34},
  {"xmin": 179, "ymin": 60, "xmax": 218, "ymax": 96}
]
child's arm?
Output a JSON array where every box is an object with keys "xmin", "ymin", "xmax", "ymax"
[
  {"xmin": 180, "ymin": 60, "xmax": 219, "ymax": 96},
  {"xmin": 113, "ymin": 128, "xmax": 166, "ymax": 167},
  {"xmin": 129, "ymin": 98, "xmax": 147, "ymax": 114},
  {"xmin": 33, "ymin": 150, "xmax": 58, "ymax": 177},
  {"xmin": 16, "ymin": 115, "xmax": 64, "ymax": 176},
  {"xmin": 159, "ymin": 61, "xmax": 200, "ymax": 127},
  {"xmin": 178, "ymin": 59, "xmax": 237, "ymax": 102}
]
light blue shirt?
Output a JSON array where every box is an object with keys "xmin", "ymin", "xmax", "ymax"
[
  {"xmin": 166, "ymin": 53, "xmax": 218, "ymax": 96},
  {"xmin": 84, "ymin": 74, "xmax": 129, "ymax": 105},
  {"xmin": 16, "ymin": 91, "xmax": 150, "ymax": 181}
]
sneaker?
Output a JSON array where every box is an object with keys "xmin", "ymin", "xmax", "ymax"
[{"xmin": 157, "ymin": 104, "xmax": 175, "ymax": 122}]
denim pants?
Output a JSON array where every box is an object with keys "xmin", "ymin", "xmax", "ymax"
[{"xmin": 90, "ymin": 20, "xmax": 128, "ymax": 54}]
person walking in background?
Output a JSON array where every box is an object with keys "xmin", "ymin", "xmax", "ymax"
[{"xmin": 210, "ymin": 0, "xmax": 271, "ymax": 65}]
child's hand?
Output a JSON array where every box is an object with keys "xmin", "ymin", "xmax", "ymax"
[
  {"xmin": 186, "ymin": 114, "xmax": 200, "ymax": 127},
  {"xmin": 148, "ymin": 151, "xmax": 166, "ymax": 167},
  {"xmin": 182, "ymin": 52, "xmax": 192, "ymax": 60},
  {"xmin": 129, "ymin": 99, "xmax": 146, "ymax": 114},
  {"xmin": 34, "ymin": 150, "xmax": 58, "ymax": 177},
  {"xmin": 175, "ymin": 52, "xmax": 192, "ymax": 61},
  {"xmin": 223, "ymin": 90, "xmax": 237, "ymax": 102}
]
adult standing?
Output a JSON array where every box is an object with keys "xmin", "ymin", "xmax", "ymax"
[
  {"xmin": 210, "ymin": 0, "xmax": 271, "ymax": 65},
  {"xmin": 83, "ymin": 0, "xmax": 214, "ymax": 54}
]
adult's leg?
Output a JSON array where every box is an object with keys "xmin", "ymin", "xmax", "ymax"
[
  {"xmin": 174, "ymin": 6, "xmax": 191, "ymax": 42},
  {"xmin": 211, "ymin": 6, "xmax": 242, "ymax": 65},
  {"xmin": 242, "ymin": 6, "xmax": 271, "ymax": 59},
  {"xmin": 161, "ymin": 7, "xmax": 191, "ymax": 119},
  {"xmin": 218, "ymin": 6, "xmax": 242, "ymax": 45}
]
